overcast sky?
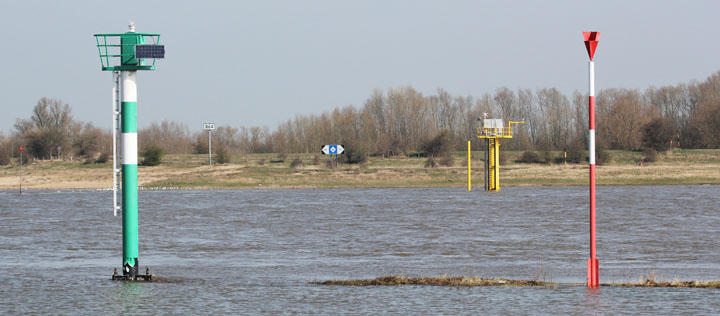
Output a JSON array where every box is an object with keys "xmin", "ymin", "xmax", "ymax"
[{"xmin": 1, "ymin": 0, "xmax": 719, "ymax": 133}]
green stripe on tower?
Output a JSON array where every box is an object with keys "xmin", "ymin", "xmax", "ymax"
[
  {"xmin": 122, "ymin": 102, "xmax": 137, "ymax": 133},
  {"xmin": 122, "ymin": 164, "xmax": 138, "ymax": 266}
]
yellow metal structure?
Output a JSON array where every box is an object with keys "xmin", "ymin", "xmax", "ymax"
[
  {"xmin": 467, "ymin": 141, "xmax": 471, "ymax": 192},
  {"xmin": 477, "ymin": 120, "xmax": 524, "ymax": 191}
]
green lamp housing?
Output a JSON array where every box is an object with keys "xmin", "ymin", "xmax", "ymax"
[{"xmin": 94, "ymin": 32, "xmax": 163, "ymax": 71}]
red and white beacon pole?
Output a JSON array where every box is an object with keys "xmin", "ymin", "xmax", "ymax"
[{"xmin": 584, "ymin": 31, "xmax": 600, "ymax": 288}]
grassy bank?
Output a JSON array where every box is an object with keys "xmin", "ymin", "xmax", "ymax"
[
  {"xmin": 315, "ymin": 275, "xmax": 553, "ymax": 287},
  {"xmin": 315, "ymin": 274, "xmax": 720, "ymax": 288},
  {"xmin": 610, "ymin": 270, "xmax": 720, "ymax": 288},
  {"xmin": 1, "ymin": 149, "xmax": 719, "ymax": 190}
]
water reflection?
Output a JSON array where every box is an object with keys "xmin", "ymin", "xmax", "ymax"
[{"xmin": 583, "ymin": 287, "xmax": 604, "ymax": 313}]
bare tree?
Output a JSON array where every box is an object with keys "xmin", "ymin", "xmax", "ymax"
[
  {"xmin": 72, "ymin": 122, "xmax": 104, "ymax": 157},
  {"xmin": 596, "ymin": 88, "xmax": 653, "ymax": 150},
  {"xmin": 138, "ymin": 120, "xmax": 192, "ymax": 154},
  {"xmin": 572, "ymin": 91, "xmax": 588, "ymax": 144},
  {"xmin": 211, "ymin": 72, "xmax": 720, "ymax": 156},
  {"xmin": 14, "ymin": 98, "xmax": 74, "ymax": 159},
  {"xmin": 689, "ymin": 71, "xmax": 720, "ymax": 147},
  {"xmin": 536, "ymin": 88, "xmax": 573, "ymax": 150}
]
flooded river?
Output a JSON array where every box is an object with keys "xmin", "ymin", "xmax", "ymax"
[{"xmin": 1, "ymin": 186, "xmax": 719, "ymax": 314}]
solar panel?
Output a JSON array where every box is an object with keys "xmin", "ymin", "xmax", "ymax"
[{"xmin": 135, "ymin": 45, "xmax": 165, "ymax": 59}]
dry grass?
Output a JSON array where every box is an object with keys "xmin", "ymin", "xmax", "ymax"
[
  {"xmin": 502, "ymin": 163, "xmax": 720, "ymax": 186},
  {"xmin": 315, "ymin": 275, "xmax": 550, "ymax": 287},
  {"xmin": 316, "ymin": 273, "xmax": 720, "ymax": 289},
  {"xmin": 610, "ymin": 270, "xmax": 720, "ymax": 288},
  {"xmin": 1, "ymin": 149, "xmax": 719, "ymax": 190}
]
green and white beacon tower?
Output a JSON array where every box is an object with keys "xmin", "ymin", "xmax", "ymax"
[{"xmin": 95, "ymin": 22, "xmax": 165, "ymax": 280}]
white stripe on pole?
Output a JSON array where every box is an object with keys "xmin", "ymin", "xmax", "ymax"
[
  {"xmin": 589, "ymin": 130, "xmax": 596, "ymax": 165},
  {"xmin": 122, "ymin": 72, "xmax": 137, "ymax": 102},
  {"xmin": 122, "ymin": 133, "xmax": 138, "ymax": 165},
  {"xmin": 589, "ymin": 62, "xmax": 595, "ymax": 97}
]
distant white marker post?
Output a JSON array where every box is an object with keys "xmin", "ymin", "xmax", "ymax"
[{"xmin": 204, "ymin": 123, "xmax": 216, "ymax": 165}]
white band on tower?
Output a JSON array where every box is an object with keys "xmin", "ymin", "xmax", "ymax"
[
  {"xmin": 589, "ymin": 130, "xmax": 596, "ymax": 165},
  {"xmin": 122, "ymin": 133, "xmax": 138, "ymax": 165},
  {"xmin": 122, "ymin": 71, "xmax": 137, "ymax": 102},
  {"xmin": 589, "ymin": 61, "xmax": 595, "ymax": 97}
]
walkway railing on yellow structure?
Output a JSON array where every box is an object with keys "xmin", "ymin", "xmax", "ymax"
[
  {"xmin": 477, "ymin": 121, "xmax": 524, "ymax": 139},
  {"xmin": 477, "ymin": 127, "xmax": 513, "ymax": 138}
]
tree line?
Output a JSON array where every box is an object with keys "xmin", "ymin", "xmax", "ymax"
[{"xmin": 2, "ymin": 70, "xmax": 719, "ymax": 165}]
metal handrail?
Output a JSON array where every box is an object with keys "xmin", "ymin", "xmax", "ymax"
[
  {"xmin": 477, "ymin": 127, "xmax": 514, "ymax": 138},
  {"xmin": 94, "ymin": 33, "xmax": 161, "ymax": 71},
  {"xmin": 477, "ymin": 120, "xmax": 525, "ymax": 139}
]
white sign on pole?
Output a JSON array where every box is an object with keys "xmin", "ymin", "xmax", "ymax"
[
  {"xmin": 321, "ymin": 145, "xmax": 345, "ymax": 155},
  {"xmin": 204, "ymin": 123, "xmax": 215, "ymax": 165}
]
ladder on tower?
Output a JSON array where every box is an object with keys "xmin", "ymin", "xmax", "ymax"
[
  {"xmin": 487, "ymin": 138, "xmax": 499, "ymax": 191},
  {"xmin": 112, "ymin": 71, "xmax": 121, "ymax": 216}
]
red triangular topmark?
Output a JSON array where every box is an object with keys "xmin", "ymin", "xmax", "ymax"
[
  {"xmin": 584, "ymin": 40, "xmax": 598, "ymax": 61},
  {"xmin": 582, "ymin": 31, "xmax": 600, "ymax": 61},
  {"xmin": 583, "ymin": 31, "xmax": 600, "ymax": 41}
]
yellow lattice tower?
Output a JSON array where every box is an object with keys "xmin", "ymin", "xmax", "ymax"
[{"xmin": 477, "ymin": 117, "xmax": 524, "ymax": 191}]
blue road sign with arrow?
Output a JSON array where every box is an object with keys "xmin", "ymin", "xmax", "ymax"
[{"xmin": 321, "ymin": 145, "xmax": 344, "ymax": 155}]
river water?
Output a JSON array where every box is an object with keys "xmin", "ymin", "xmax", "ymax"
[{"xmin": 1, "ymin": 186, "xmax": 719, "ymax": 315}]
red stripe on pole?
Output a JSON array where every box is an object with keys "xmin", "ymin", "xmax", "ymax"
[
  {"xmin": 587, "ymin": 258, "xmax": 599, "ymax": 287},
  {"xmin": 594, "ymin": 258, "xmax": 599, "ymax": 286}
]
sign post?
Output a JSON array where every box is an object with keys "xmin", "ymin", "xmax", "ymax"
[
  {"xmin": 321, "ymin": 144, "xmax": 345, "ymax": 168},
  {"xmin": 583, "ymin": 31, "xmax": 600, "ymax": 288},
  {"xmin": 204, "ymin": 123, "xmax": 216, "ymax": 165}
]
